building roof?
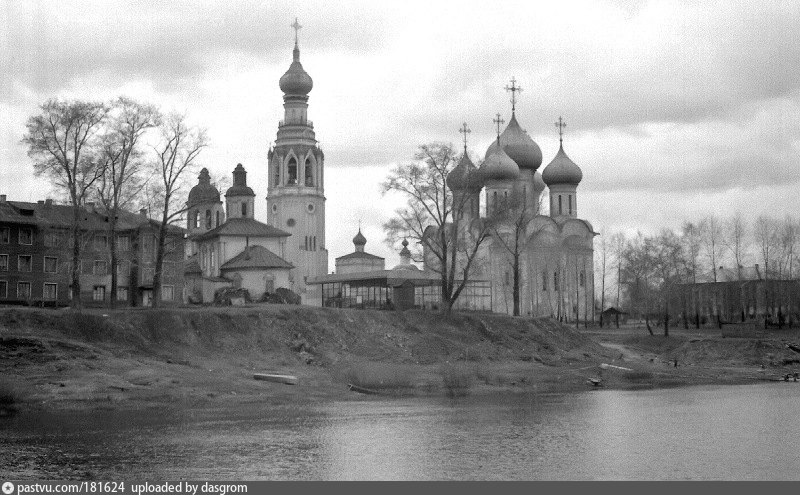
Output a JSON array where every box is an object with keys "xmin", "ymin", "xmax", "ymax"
[
  {"xmin": 480, "ymin": 146, "xmax": 520, "ymax": 182},
  {"xmin": 336, "ymin": 251, "xmax": 385, "ymax": 262},
  {"xmin": 308, "ymin": 268, "xmax": 481, "ymax": 287},
  {"xmin": 279, "ymin": 41, "xmax": 313, "ymax": 96},
  {"xmin": 194, "ymin": 217, "xmax": 290, "ymax": 241},
  {"xmin": 187, "ymin": 168, "xmax": 221, "ymax": 206},
  {"xmin": 220, "ymin": 245, "xmax": 293, "ymax": 270},
  {"xmin": 447, "ymin": 152, "xmax": 482, "ymax": 191},
  {"xmin": 697, "ymin": 265, "xmax": 763, "ymax": 283},
  {"xmin": 484, "ymin": 113, "xmax": 543, "ymax": 171},
  {"xmin": 542, "ymin": 143, "xmax": 583, "ymax": 186},
  {"xmin": 225, "ymin": 163, "xmax": 255, "ymax": 198}
]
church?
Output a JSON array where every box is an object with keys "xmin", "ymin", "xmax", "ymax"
[
  {"xmin": 423, "ymin": 81, "xmax": 596, "ymax": 320},
  {"xmin": 184, "ymin": 21, "xmax": 328, "ymax": 305}
]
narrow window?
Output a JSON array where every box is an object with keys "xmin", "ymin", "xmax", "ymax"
[
  {"xmin": 0, "ymin": 254, "xmax": 8, "ymax": 271},
  {"xmin": 568, "ymin": 195, "xmax": 573, "ymax": 215},
  {"xmin": 215, "ymin": 210, "xmax": 221, "ymax": 227},
  {"xmin": 313, "ymin": 236, "xmax": 316, "ymax": 251},
  {"xmin": 0, "ymin": 227, "xmax": 9, "ymax": 243},
  {"xmin": 554, "ymin": 271, "xmax": 559, "ymax": 292},
  {"xmin": 273, "ymin": 164, "xmax": 280, "ymax": 187},
  {"xmin": 558, "ymin": 195, "xmax": 562, "ymax": 215},
  {"xmin": 205, "ymin": 210, "xmax": 212, "ymax": 229},
  {"xmin": 241, "ymin": 202, "xmax": 247, "ymax": 217},
  {"xmin": 579, "ymin": 271, "xmax": 585, "ymax": 287},
  {"xmin": 287, "ymin": 157, "xmax": 298, "ymax": 185},
  {"xmin": 493, "ymin": 191, "xmax": 498, "ymax": 212},
  {"xmin": 0, "ymin": 280, "xmax": 7, "ymax": 297},
  {"xmin": 92, "ymin": 285, "xmax": 105, "ymax": 302},
  {"xmin": 542, "ymin": 271, "xmax": 548, "ymax": 291},
  {"xmin": 305, "ymin": 158, "xmax": 313, "ymax": 186}
]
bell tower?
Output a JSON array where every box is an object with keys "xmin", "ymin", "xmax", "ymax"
[{"xmin": 266, "ymin": 18, "xmax": 328, "ymax": 304}]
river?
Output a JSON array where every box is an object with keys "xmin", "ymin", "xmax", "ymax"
[{"xmin": 2, "ymin": 383, "xmax": 799, "ymax": 480}]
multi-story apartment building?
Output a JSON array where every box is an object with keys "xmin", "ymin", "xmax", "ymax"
[{"xmin": 0, "ymin": 195, "xmax": 185, "ymax": 307}]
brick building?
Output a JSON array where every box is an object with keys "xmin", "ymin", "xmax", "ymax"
[{"xmin": 0, "ymin": 195, "xmax": 185, "ymax": 307}]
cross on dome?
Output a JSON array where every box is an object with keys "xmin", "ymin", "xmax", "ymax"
[
  {"xmin": 458, "ymin": 122, "xmax": 471, "ymax": 153},
  {"xmin": 493, "ymin": 113, "xmax": 505, "ymax": 144},
  {"xmin": 555, "ymin": 116, "xmax": 567, "ymax": 144},
  {"xmin": 504, "ymin": 77, "xmax": 523, "ymax": 113},
  {"xmin": 291, "ymin": 17, "xmax": 302, "ymax": 44}
]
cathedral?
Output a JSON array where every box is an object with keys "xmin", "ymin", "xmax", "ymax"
[
  {"xmin": 430, "ymin": 82, "xmax": 596, "ymax": 320},
  {"xmin": 184, "ymin": 21, "xmax": 328, "ymax": 305}
]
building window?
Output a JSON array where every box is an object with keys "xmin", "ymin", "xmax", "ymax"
[
  {"xmin": 287, "ymin": 157, "xmax": 298, "ymax": 185},
  {"xmin": 18, "ymin": 255, "xmax": 32, "ymax": 272},
  {"xmin": 305, "ymin": 158, "xmax": 313, "ymax": 186},
  {"xmin": 193, "ymin": 211, "xmax": 200, "ymax": 229},
  {"xmin": 1, "ymin": 227, "xmax": 9, "ymax": 243},
  {"xmin": 579, "ymin": 271, "xmax": 585, "ymax": 287},
  {"xmin": 216, "ymin": 210, "xmax": 221, "ymax": 227},
  {"xmin": 93, "ymin": 285, "xmax": 106, "ymax": 301},
  {"xmin": 542, "ymin": 271, "xmax": 548, "ymax": 291},
  {"xmin": 142, "ymin": 267, "xmax": 154, "ymax": 283},
  {"xmin": 117, "ymin": 286, "xmax": 128, "ymax": 302},
  {"xmin": 0, "ymin": 280, "xmax": 7, "ymax": 297},
  {"xmin": 19, "ymin": 228, "xmax": 32, "ymax": 245},
  {"xmin": 17, "ymin": 281, "xmax": 31, "ymax": 299},
  {"xmin": 313, "ymin": 236, "xmax": 316, "ymax": 251},
  {"xmin": 554, "ymin": 271, "xmax": 559, "ymax": 292},
  {"xmin": 43, "ymin": 283, "xmax": 57, "ymax": 300},
  {"xmin": 117, "ymin": 235, "xmax": 130, "ymax": 251},
  {"xmin": 568, "ymin": 195, "xmax": 573, "ymax": 215},
  {"xmin": 241, "ymin": 202, "xmax": 247, "ymax": 217},
  {"xmin": 44, "ymin": 231, "xmax": 62, "ymax": 247},
  {"xmin": 117, "ymin": 260, "xmax": 129, "ymax": 279},
  {"xmin": 558, "ymin": 195, "xmax": 562, "ymax": 215},
  {"xmin": 94, "ymin": 260, "xmax": 107, "ymax": 275},
  {"xmin": 161, "ymin": 285, "xmax": 174, "ymax": 301},
  {"xmin": 44, "ymin": 256, "xmax": 58, "ymax": 273},
  {"xmin": 94, "ymin": 235, "xmax": 107, "ymax": 250},
  {"xmin": 205, "ymin": 210, "xmax": 211, "ymax": 229},
  {"xmin": 0, "ymin": 254, "xmax": 7, "ymax": 271},
  {"xmin": 307, "ymin": 203, "xmax": 315, "ymax": 213}
]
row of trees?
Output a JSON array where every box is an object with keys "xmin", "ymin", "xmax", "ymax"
[
  {"xmin": 596, "ymin": 214, "xmax": 800, "ymax": 334},
  {"xmin": 23, "ymin": 98, "xmax": 208, "ymax": 309}
]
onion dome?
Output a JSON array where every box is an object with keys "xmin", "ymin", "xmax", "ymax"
[
  {"xmin": 225, "ymin": 163, "xmax": 255, "ymax": 197},
  {"xmin": 279, "ymin": 42, "xmax": 313, "ymax": 96},
  {"xmin": 447, "ymin": 153, "xmax": 483, "ymax": 191},
  {"xmin": 479, "ymin": 146, "xmax": 520, "ymax": 182},
  {"xmin": 352, "ymin": 228, "xmax": 367, "ymax": 247},
  {"xmin": 542, "ymin": 143, "xmax": 583, "ymax": 186},
  {"xmin": 187, "ymin": 168, "xmax": 221, "ymax": 206},
  {"xmin": 484, "ymin": 114, "xmax": 542, "ymax": 170},
  {"xmin": 533, "ymin": 170, "xmax": 546, "ymax": 192},
  {"xmin": 392, "ymin": 239, "xmax": 419, "ymax": 271}
]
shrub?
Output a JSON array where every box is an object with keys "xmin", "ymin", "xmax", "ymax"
[
  {"xmin": 260, "ymin": 287, "xmax": 301, "ymax": 305},
  {"xmin": 440, "ymin": 363, "xmax": 474, "ymax": 398}
]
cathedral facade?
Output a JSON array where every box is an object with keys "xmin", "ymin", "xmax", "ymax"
[{"xmin": 434, "ymin": 90, "xmax": 596, "ymax": 321}]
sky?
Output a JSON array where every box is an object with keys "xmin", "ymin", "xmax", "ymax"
[{"xmin": 2, "ymin": 0, "xmax": 799, "ymax": 271}]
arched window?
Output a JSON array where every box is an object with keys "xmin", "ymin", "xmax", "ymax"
[
  {"xmin": 273, "ymin": 163, "xmax": 280, "ymax": 186},
  {"xmin": 304, "ymin": 158, "xmax": 313, "ymax": 186},
  {"xmin": 493, "ymin": 191, "xmax": 498, "ymax": 213},
  {"xmin": 215, "ymin": 210, "xmax": 220, "ymax": 227},
  {"xmin": 568, "ymin": 195, "xmax": 573, "ymax": 215},
  {"xmin": 579, "ymin": 271, "xmax": 585, "ymax": 287},
  {"xmin": 205, "ymin": 210, "xmax": 211, "ymax": 229},
  {"xmin": 558, "ymin": 195, "xmax": 562, "ymax": 215},
  {"xmin": 193, "ymin": 211, "xmax": 200, "ymax": 229},
  {"xmin": 287, "ymin": 157, "xmax": 298, "ymax": 185},
  {"xmin": 241, "ymin": 202, "xmax": 247, "ymax": 217}
]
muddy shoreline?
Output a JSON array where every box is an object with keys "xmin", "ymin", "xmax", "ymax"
[{"xmin": 2, "ymin": 306, "xmax": 799, "ymax": 414}]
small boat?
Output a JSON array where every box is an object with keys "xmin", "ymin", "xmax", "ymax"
[
  {"xmin": 785, "ymin": 343, "xmax": 800, "ymax": 354},
  {"xmin": 600, "ymin": 363, "xmax": 633, "ymax": 371},
  {"xmin": 587, "ymin": 378, "xmax": 603, "ymax": 387},
  {"xmin": 347, "ymin": 383, "xmax": 381, "ymax": 395},
  {"xmin": 253, "ymin": 373, "xmax": 298, "ymax": 385}
]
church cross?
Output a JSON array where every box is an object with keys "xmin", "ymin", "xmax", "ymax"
[
  {"xmin": 555, "ymin": 116, "xmax": 566, "ymax": 144},
  {"xmin": 493, "ymin": 113, "xmax": 505, "ymax": 143},
  {"xmin": 291, "ymin": 17, "xmax": 302, "ymax": 44},
  {"xmin": 458, "ymin": 122, "xmax": 471, "ymax": 152},
  {"xmin": 504, "ymin": 77, "xmax": 523, "ymax": 113}
]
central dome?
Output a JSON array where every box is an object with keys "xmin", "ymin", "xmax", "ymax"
[
  {"xmin": 484, "ymin": 114, "xmax": 542, "ymax": 171},
  {"xmin": 279, "ymin": 44, "xmax": 313, "ymax": 96}
]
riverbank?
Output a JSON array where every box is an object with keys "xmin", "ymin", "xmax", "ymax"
[{"xmin": 2, "ymin": 306, "xmax": 799, "ymax": 413}]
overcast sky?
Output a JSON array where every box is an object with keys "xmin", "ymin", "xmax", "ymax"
[{"xmin": 2, "ymin": 0, "xmax": 799, "ymax": 269}]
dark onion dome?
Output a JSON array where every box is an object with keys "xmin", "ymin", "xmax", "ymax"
[
  {"xmin": 533, "ymin": 170, "xmax": 546, "ymax": 192},
  {"xmin": 188, "ymin": 168, "xmax": 221, "ymax": 206},
  {"xmin": 392, "ymin": 239, "xmax": 419, "ymax": 271},
  {"xmin": 279, "ymin": 42, "xmax": 313, "ymax": 96},
  {"xmin": 352, "ymin": 228, "xmax": 367, "ymax": 246},
  {"xmin": 542, "ymin": 143, "xmax": 583, "ymax": 186},
  {"xmin": 447, "ymin": 153, "xmax": 483, "ymax": 191},
  {"xmin": 479, "ymin": 146, "xmax": 520, "ymax": 182},
  {"xmin": 225, "ymin": 163, "xmax": 255, "ymax": 197},
  {"xmin": 484, "ymin": 114, "xmax": 542, "ymax": 171}
]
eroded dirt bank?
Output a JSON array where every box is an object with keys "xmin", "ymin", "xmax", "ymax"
[{"xmin": 1, "ymin": 306, "xmax": 799, "ymax": 413}]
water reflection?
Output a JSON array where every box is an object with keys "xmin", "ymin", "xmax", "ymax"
[{"xmin": 2, "ymin": 384, "xmax": 799, "ymax": 480}]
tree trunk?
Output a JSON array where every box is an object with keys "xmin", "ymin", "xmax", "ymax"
[
  {"xmin": 108, "ymin": 213, "xmax": 118, "ymax": 309},
  {"xmin": 152, "ymin": 201, "xmax": 171, "ymax": 309},
  {"xmin": 512, "ymin": 254, "xmax": 520, "ymax": 317},
  {"xmin": 70, "ymin": 204, "xmax": 82, "ymax": 310}
]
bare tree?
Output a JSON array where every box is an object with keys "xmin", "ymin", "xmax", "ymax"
[
  {"xmin": 23, "ymin": 99, "xmax": 108, "ymax": 309},
  {"xmin": 610, "ymin": 231, "xmax": 626, "ymax": 313},
  {"xmin": 150, "ymin": 113, "xmax": 208, "ymax": 307},
  {"xmin": 622, "ymin": 232, "xmax": 657, "ymax": 335},
  {"xmin": 723, "ymin": 212, "xmax": 749, "ymax": 280},
  {"xmin": 681, "ymin": 221, "xmax": 703, "ymax": 327},
  {"xmin": 699, "ymin": 215, "xmax": 723, "ymax": 282},
  {"xmin": 382, "ymin": 143, "xmax": 490, "ymax": 315},
  {"xmin": 596, "ymin": 228, "xmax": 609, "ymax": 327},
  {"xmin": 95, "ymin": 97, "xmax": 161, "ymax": 308},
  {"xmin": 754, "ymin": 214, "xmax": 779, "ymax": 319}
]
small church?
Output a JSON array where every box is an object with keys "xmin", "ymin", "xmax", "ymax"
[{"xmin": 184, "ymin": 19, "xmax": 328, "ymax": 304}]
